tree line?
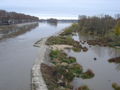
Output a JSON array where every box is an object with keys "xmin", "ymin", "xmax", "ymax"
[
  {"xmin": 0, "ymin": 10, "xmax": 39, "ymax": 25},
  {"xmin": 78, "ymin": 14, "xmax": 120, "ymax": 36}
]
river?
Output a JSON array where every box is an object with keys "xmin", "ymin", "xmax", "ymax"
[
  {"xmin": 0, "ymin": 22, "xmax": 72, "ymax": 90},
  {"xmin": 66, "ymin": 32, "xmax": 120, "ymax": 90}
]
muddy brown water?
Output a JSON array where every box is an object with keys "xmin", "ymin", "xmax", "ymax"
[
  {"xmin": 66, "ymin": 33, "xmax": 120, "ymax": 90},
  {"xmin": 0, "ymin": 22, "xmax": 72, "ymax": 90}
]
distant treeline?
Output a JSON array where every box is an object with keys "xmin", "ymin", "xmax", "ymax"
[
  {"xmin": 0, "ymin": 10, "xmax": 39, "ymax": 25},
  {"xmin": 39, "ymin": 18, "xmax": 78, "ymax": 23},
  {"xmin": 78, "ymin": 14, "xmax": 120, "ymax": 36},
  {"xmin": 46, "ymin": 18, "xmax": 58, "ymax": 23}
]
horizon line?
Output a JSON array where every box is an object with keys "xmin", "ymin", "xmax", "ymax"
[{"xmin": 38, "ymin": 16, "xmax": 78, "ymax": 20}]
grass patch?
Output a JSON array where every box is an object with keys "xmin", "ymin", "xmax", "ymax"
[
  {"xmin": 60, "ymin": 23, "xmax": 79, "ymax": 36},
  {"xmin": 46, "ymin": 36, "xmax": 75, "ymax": 45},
  {"xmin": 72, "ymin": 47, "xmax": 81, "ymax": 52},
  {"xmin": 49, "ymin": 50, "xmax": 77, "ymax": 65},
  {"xmin": 112, "ymin": 83, "xmax": 120, "ymax": 90},
  {"xmin": 46, "ymin": 23, "xmax": 89, "ymax": 52},
  {"xmin": 78, "ymin": 85, "xmax": 90, "ymax": 90},
  {"xmin": 81, "ymin": 69, "xmax": 95, "ymax": 79},
  {"xmin": 46, "ymin": 36, "xmax": 82, "ymax": 52},
  {"xmin": 108, "ymin": 41, "xmax": 120, "ymax": 47},
  {"xmin": 108, "ymin": 57, "xmax": 120, "ymax": 63},
  {"xmin": 42, "ymin": 49, "xmax": 94, "ymax": 90},
  {"xmin": 50, "ymin": 50, "xmax": 95, "ymax": 79}
]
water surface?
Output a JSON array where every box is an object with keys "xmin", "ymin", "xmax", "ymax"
[
  {"xmin": 0, "ymin": 22, "xmax": 72, "ymax": 90},
  {"xmin": 66, "ymin": 33, "xmax": 120, "ymax": 90}
]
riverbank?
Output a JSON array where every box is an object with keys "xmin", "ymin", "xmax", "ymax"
[
  {"xmin": 32, "ymin": 37, "xmax": 48, "ymax": 90},
  {"xmin": 0, "ymin": 22, "xmax": 72, "ymax": 90},
  {"xmin": 32, "ymin": 24, "xmax": 95, "ymax": 90},
  {"xmin": 31, "ymin": 23, "xmax": 73, "ymax": 90},
  {"xmin": 32, "ymin": 38, "xmax": 93, "ymax": 90},
  {"xmin": 31, "ymin": 27, "xmax": 74, "ymax": 90}
]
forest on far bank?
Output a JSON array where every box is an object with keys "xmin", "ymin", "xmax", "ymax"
[
  {"xmin": 0, "ymin": 10, "xmax": 39, "ymax": 25},
  {"xmin": 61, "ymin": 14, "xmax": 120, "ymax": 47},
  {"xmin": 77, "ymin": 14, "xmax": 120, "ymax": 42},
  {"xmin": 78, "ymin": 14, "xmax": 120, "ymax": 36}
]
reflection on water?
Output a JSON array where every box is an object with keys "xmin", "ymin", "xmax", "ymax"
[
  {"xmin": 0, "ymin": 22, "xmax": 39, "ymax": 40},
  {"xmin": 78, "ymin": 32, "xmax": 98, "ymax": 41},
  {"xmin": 0, "ymin": 22, "xmax": 72, "ymax": 90},
  {"xmin": 66, "ymin": 32, "xmax": 120, "ymax": 90},
  {"xmin": 47, "ymin": 22, "xmax": 58, "ymax": 27},
  {"xmin": 116, "ymin": 64, "xmax": 120, "ymax": 71},
  {"xmin": 78, "ymin": 32, "xmax": 120, "ymax": 58}
]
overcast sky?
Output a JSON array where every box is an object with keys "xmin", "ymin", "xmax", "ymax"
[{"xmin": 0, "ymin": 0, "xmax": 120, "ymax": 19}]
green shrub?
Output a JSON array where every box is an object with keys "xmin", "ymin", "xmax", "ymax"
[
  {"xmin": 60, "ymin": 23, "xmax": 78, "ymax": 36},
  {"xmin": 112, "ymin": 83, "xmax": 120, "ymax": 90},
  {"xmin": 78, "ymin": 85, "xmax": 90, "ymax": 90},
  {"xmin": 56, "ymin": 63, "xmax": 83, "ymax": 82},
  {"xmin": 61, "ymin": 57, "xmax": 76, "ymax": 64},
  {"xmin": 81, "ymin": 69, "xmax": 95, "ymax": 79},
  {"xmin": 115, "ymin": 21, "xmax": 120, "ymax": 36},
  {"xmin": 69, "ymin": 64, "xmax": 83, "ymax": 77}
]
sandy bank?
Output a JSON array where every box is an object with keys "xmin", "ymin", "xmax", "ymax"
[{"xmin": 50, "ymin": 45, "xmax": 73, "ymax": 50}]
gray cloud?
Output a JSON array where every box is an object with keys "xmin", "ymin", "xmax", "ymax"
[{"xmin": 0, "ymin": 0, "xmax": 120, "ymax": 18}]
